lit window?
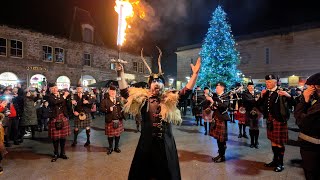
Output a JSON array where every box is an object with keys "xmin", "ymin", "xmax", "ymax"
[
  {"xmin": 133, "ymin": 62, "xmax": 138, "ymax": 72},
  {"xmin": 84, "ymin": 53, "xmax": 91, "ymax": 66},
  {"xmin": 0, "ymin": 38, "xmax": 7, "ymax": 56},
  {"xmin": 54, "ymin": 48, "xmax": 64, "ymax": 63},
  {"xmin": 43, "ymin": 46, "xmax": 53, "ymax": 62},
  {"xmin": 110, "ymin": 63, "xmax": 116, "ymax": 70},
  {"xmin": 10, "ymin": 40, "xmax": 23, "ymax": 58}
]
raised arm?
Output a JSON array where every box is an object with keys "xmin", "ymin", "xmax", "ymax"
[
  {"xmin": 116, "ymin": 63, "xmax": 128, "ymax": 90},
  {"xmin": 185, "ymin": 57, "xmax": 201, "ymax": 90}
]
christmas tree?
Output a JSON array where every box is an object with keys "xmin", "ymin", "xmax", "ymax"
[{"xmin": 198, "ymin": 5, "xmax": 241, "ymax": 90}]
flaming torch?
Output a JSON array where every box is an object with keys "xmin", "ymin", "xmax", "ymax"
[{"xmin": 114, "ymin": 0, "xmax": 134, "ymax": 60}]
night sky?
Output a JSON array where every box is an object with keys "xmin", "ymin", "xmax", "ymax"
[{"xmin": 1, "ymin": 0, "xmax": 320, "ymax": 77}]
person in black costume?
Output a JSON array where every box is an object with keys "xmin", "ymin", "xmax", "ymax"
[
  {"xmin": 294, "ymin": 72, "xmax": 320, "ymax": 180},
  {"xmin": 117, "ymin": 48, "xmax": 201, "ymax": 180}
]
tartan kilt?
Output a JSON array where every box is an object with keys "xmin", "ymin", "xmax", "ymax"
[
  {"xmin": 210, "ymin": 119, "xmax": 228, "ymax": 142},
  {"xmin": 74, "ymin": 113, "xmax": 92, "ymax": 128},
  {"xmin": 266, "ymin": 116, "xmax": 288, "ymax": 144},
  {"xmin": 105, "ymin": 120, "xmax": 124, "ymax": 137},
  {"xmin": 235, "ymin": 110, "xmax": 246, "ymax": 124},
  {"xmin": 202, "ymin": 109, "xmax": 213, "ymax": 122},
  {"xmin": 48, "ymin": 113, "xmax": 71, "ymax": 140}
]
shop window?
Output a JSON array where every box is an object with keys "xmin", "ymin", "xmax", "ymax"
[
  {"xmin": 0, "ymin": 38, "xmax": 7, "ymax": 56},
  {"xmin": 54, "ymin": 47, "xmax": 64, "ymax": 63},
  {"xmin": 84, "ymin": 53, "xmax": 91, "ymax": 66},
  {"xmin": 10, "ymin": 40, "xmax": 23, "ymax": 58},
  {"xmin": 43, "ymin": 46, "xmax": 53, "ymax": 62}
]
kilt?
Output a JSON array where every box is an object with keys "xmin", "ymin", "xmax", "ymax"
[
  {"xmin": 266, "ymin": 116, "xmax": 288, "ymax": 144},
  {"xmin": 210, "ymin": 118, "xmax": 228, "ymax": 142},
  {"xmin": 48, "ymin": 113, "xmax": 71, "ymax": 140},
  {"xmin": 74, "ymin": 113, "xmax": 92, "ymax": 128},
  {"xmin": 202, "ymin": 109, "xmax": 213, "ymax": 122},
  {"xmin": 105, "ymin": 120, "xmax": 124, "ymax": 137},
  {"xmin": 235, "ymin": 111, "xmax": 246, "ymax": 124}
]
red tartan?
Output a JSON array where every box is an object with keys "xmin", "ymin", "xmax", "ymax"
[
  {"xmin": 202, "ymin": 110, "xmax": 213, "ymax": 122},
  {"xmin": 105, "ymin": 120, "xmax": 124, "ymax": 136},
  {"xmin": 267, "ymin": 117, "xmax": 288, "ymax": 144},
  {"xmin": 210, "ymin": 119, "xmax": 228, "ymax": 142},
  {"xmin": 48, "ymin": 114, "xmax": 71, "ymax": 140},
  {"xmin": 235, "ymin": 111, "xmax": 246, "ymax": 124}
]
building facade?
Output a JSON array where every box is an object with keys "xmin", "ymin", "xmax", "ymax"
[
  {"xmin": 0, "ymin": 25, "xmax": 151, "ymax": 89},
  {"xmin": 176, "ymin": 24, "xmax": 320, "ymax": 89}
]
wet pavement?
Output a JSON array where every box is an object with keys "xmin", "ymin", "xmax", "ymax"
[{"xmin": 1, "ymin": 112, "xmax": 305, "ymax": 180}]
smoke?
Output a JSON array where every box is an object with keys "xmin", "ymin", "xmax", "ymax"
[{"xmin": 124, "ymin": 0, "xmax": 191, "ymax": 49}]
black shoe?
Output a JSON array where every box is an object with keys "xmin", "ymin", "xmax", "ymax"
[
  {"xmin": 212, "ymin": 155, "xmax": 221, "ymax": 161},
  {"xmin": 51, "ymin": 154, "xmax": 59, "ymax": 162},
  {"xmin": 243, "ymin": 133, "xmax": 248, "ymax": 139},
  {"xmin": 213, "ymin": 156, "xmax": 225, "ymax": 163},
  {"xmin": 71, "ymin": 142, "xmax": 77, "ymax": 147},
  {"xmin": 204, "ymin": 131, "xmax": 207, "ymax": 135},
  {"xmin": 84, "ymin": 141, "xmax": 90, "ymax": 147},
  {"xmin": 264, "ymin": 161, "xmax": 277, "ymax": 167},
  {"xmin": 274, "ymin": 165, "xmax": 284, "ymax": 172},
  {"xmin": 200, "ymin": 124, "xmax": 204, "ymax": 126},
  {"xmin": 238, "ymin": 134, "xmax": 242, "ymax": 138},
  {"xmin": 114, "ymin": 148, "xmax": 121, "ymax": 153},
  {"xmin": 59, "ymin": 154, "xmax": 69, "ymax": 159},
  {"xmin": 254, "ymin": 145, "xmax": 259, "ymax": 149},
  {"xmin": 250, "ymin": 144, "xmax": 254, "ymax": 148},
  {"xmin": 107, "ymin": 148, "xmax": 113, "ymax": 155},
  {"xmin": 5, "ymin": 143, "xmax": 11, "ymax": 147}
]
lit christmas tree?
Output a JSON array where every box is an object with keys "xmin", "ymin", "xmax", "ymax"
[{"xmin": 198, "ymin": 5, "xmax": 241, "ymax": 90}]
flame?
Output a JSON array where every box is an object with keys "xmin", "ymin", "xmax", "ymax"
[
  {"xmin": 115, "ymin": 0, "xmax": 134, "ymax": 46},
  {"xmin": 115, "ymin": 0, "xmax": 145, "ymax": 46}
]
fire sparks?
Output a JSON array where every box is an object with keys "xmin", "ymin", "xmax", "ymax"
[{"xmin": 115, "ymin": 0, "xmax": 145, "ymax": 46}]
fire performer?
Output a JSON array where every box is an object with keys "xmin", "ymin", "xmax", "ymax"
[{"xmin": 117, "ymin": 48, "xmax": 201, "ymax": 180}]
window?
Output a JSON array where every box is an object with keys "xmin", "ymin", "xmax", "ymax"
[
  {"xmin": 0, "ymin": 38, "xmax": 7, "ymax": 56},
  {"xmin": 54, "ymin": 48, "xmax": 64, "ymax": 63},
  {"xmin": 265, "ymin": 48, "xmax": 270, "ymax": 64},
  {"xmin": 83, "ymin": 28, "xmax": 93, "ymax": 43},
  {"xmin": 110, "ymin": 63, "xmax": 116, "ymax": 70},
  {"xmin": 84, "ymin": 53, "xmax": 91, "ymax": 66},
  {"xmin": 10, "ymin": 40, "xmax": 23, "ymax": 58},
  {"xmin": 138, "ymin": 62, "xmax": 144, "ymax": 73},
  {"xmin": 43, "ymin": 46, "xmax": 53, "ymax": 61},
  {"xmin": 133, "ymin": 62, "xmax": 138, "ymax": 72}
]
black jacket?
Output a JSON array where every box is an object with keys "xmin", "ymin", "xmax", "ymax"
[
  {"xmin": 100, "ymin": 96, "xmax": 124, "ymax": 123},
  {"xmin": 48, "ymin": 93, "xmax": 68, "ymax": 118}
]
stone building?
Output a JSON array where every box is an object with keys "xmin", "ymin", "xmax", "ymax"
[
  {"xmin": 176, "ymin": 23, "xmax": 320, "ymax": 89},
  {"xmin": 0, "ymin": 25, "xmax": 151, "ymax": 89}
]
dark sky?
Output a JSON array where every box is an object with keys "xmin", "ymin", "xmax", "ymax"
[{"xmin": 1, "ymin": 0, "xmax": 320, "ymax": 77}]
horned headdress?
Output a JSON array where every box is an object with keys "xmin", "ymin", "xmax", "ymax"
[{"xmin": 140, "ymin": 46, "xmax": 165, "ymax": 85}]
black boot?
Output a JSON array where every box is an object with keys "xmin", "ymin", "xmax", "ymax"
[
  {"xmin": 254, "ymin": 130, "xmax": 259, "ymax": 149},
  {"xmin": 84, "ymin": 129, "xmax": 90, "ymax": 147},
  {"xmin": 264, "ymin": 146, "xmax": 278, "ymax": 167},
  {"xmin": 31, "ymin": 126, "xmax": 36, "ymax": 140},
  {"xmin": 242, "ymin": 125, "xmax": 248, "ymax": 138},
  {"xmin": 238, "ymin": 124, "xmax": 243, "ymax": 138},
  {"xmin": 4, "ymin": 135, "xmax": 11, "ymax": 147},
  {"xmin": 214, "ymin": 143, "xmax": 226, "ymax": 163},
  {"xmin": 59, "ymin": 138, "xmax": 68, "ymax": 159},
  {"xmin": 107, "ymin": 137, "xmax": 114, "ymax": 155},
  {"xmin": 51, "ymin": 140, "xmax": 59, "ymax": 162},
  {"xmin": 274, "ymin": 147, "xmax": 285, "ymax": 172},
  {"xmin": 204, "ymin": 122, "xmax": 208, "ymax": 135},
  {"xmin": 71, "ymin": 130, "xmax": 79, "ymax": 147},
  {"xmin": 249, "ymin": 129, "xmax": 254, "ymax": 148},
  {"xmin": 114, "ymin": 136, "xmax": 121, "ymax": 153},
  {"xmin": 199, "ymin": 117, "xmax": 203, "ymax": 126},
  {"xmin": 136, "ymin": 124, "xmax": 140, "ymax": 133}
]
